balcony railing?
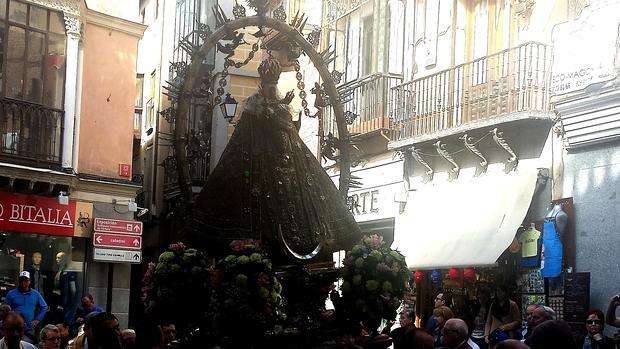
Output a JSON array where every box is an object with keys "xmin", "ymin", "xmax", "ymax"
[
  {"xmin": 390, "ymin": 42, "xmax": 552, "ymax": 142},
  {"xmin": 0, "ymin": 98, "xmax": 64, "ymax": 167},
  {"xmin": 324, "ymin": 73, "xmax": 403, "ymax": 137},
  {"xmin": 324, "ymin": 0, "xmax": 372, "ymax": 24}
]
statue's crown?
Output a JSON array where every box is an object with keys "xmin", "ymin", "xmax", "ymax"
[{"xmin": 258, "ymin": 56, "xmax": 281, "ymax": 84}]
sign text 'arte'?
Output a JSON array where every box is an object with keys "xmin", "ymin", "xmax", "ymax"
[{"xmin": 348, "ymin": 190, "xmax": 379, "ymax": 216}]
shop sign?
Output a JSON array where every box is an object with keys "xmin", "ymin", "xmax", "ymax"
[
  {"xmin": 0, "ymin": 192, "xmax": 92, "ymax": 237},
  {"xmin": 94, "ymin": 218, "xmax": 142, "ymax": 235},
  {"xmin": 93, "ymin": 232, "xmax": 142, "ymax": 250},
  {"xmin": 348, "ymin": 189, "xmax": 380, "ymax": 216},
  {"xmin": 551, "ymin": 2, "xmax": 620, "ymax": 95},
  {"xmin": 93, "ymin": 247, "xmax": 141, "ymax": 264}
]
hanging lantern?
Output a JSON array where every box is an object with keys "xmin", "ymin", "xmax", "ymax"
[
  {"xmin": 464, "ymin": 268, "xmax": 476, "ymax": 282},
  {"xmin": 414, "ymin": 270, "xmax": 424, "ymax": 283},
  {"xmin": 431, "ymin": 270, "xmax": 442, "ymax": 287},
  {"xmin": 448, "ymin": 268, "xmax": 461, "ymax": 281}
]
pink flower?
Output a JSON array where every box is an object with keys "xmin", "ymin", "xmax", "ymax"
[
  {"xmin": 364, "ymin": 234, "xmax": 383, "ymax": 248},
  {"xmin": 230, "ymin": 240, "xmax": 245, "ymax": 252},
  {"xmin": 168, "ymin": 242, "xmax": 186, "ymax": 251},
  {"xmin": 257, "ymin": 272, "xmax": 270, "ymax": 287}
]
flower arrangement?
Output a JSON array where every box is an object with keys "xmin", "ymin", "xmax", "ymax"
[
  {"xmin": 141, "ymin": 242, "xmax": 210, "ymax": 328},
  {"xmin": 207, "ymin": 239, "xmax": 285, "ymax": 340},
  {"xmin": 339, "ymin": 234, "xmax": 409, "ymax": 332}
]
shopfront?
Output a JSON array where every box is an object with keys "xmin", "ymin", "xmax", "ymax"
[{"xmin": 0, "ymin": 191, "xmax": 93, "ymax": 326}]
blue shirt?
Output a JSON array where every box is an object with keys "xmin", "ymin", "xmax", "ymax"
[
  {"xmin": 5, "ymin": 287, "xmax": 48, "ymax": 331},
  {"xmin": 75, "ymin": 304, "xmax": 104, "ymax": 321}
]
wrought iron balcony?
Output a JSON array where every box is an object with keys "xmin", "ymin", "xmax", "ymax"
[
  {"xmin": 390, "ymin": 42, "xmax": 552, "ymax": 142},
  {"xmin": 323, "ymin": 73, "xmax": 403, "ymax": 137},
  {"xmin": 0, "ymin": 98, "xmax": 64, "ymax": 168},
  {"xmin": 324, "ymin": 0, "xmax": 373, "ymax": 23}
]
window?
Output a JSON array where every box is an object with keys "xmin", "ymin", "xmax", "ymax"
[
  {"xmin": 361, "ymin": 15, "xmax": 374, "ymax": 77},
  {"xmin": 0, "ymin": 231, "xmax": 86, "ymax": 318},
  {"xmin": 0, "ymin": 0, "xmax": 66, "ymax": 109}
]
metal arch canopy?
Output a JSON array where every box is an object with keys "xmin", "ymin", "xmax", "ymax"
[{"xmin": 174, "ymin": 15, "xmax": 352, "ymax": 205}]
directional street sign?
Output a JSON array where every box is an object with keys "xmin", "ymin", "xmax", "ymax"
[
  {"xmin": 94, "ymin": 218, "xmax": 143, "ymax": 235},
  {"xmin": 93, "ymin": 232, "xmax": 142, "ymax": 250},
  {"xmin": 93, "ymin": 248, "xmax": 141, "ymax": 264}
]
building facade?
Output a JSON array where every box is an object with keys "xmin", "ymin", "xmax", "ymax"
[
  {"xmin": 314, "ymin": 0, "xmax": 619, "ymax": 331},
  {"xmin": 0, "ymin": 0, "xmax": 145, "ymax": 328}
]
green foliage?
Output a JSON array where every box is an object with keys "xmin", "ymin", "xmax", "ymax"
[
  {"xmin": 339, "ymin": 234, "xmax": 409, "ymax": 330},
  {"xmin": 207, "ymin": 240, "xmax": 285, "ymax": 340},
  {"xmin": 142, "ymin": 242, "xmax": 210, "ymax": 330}
]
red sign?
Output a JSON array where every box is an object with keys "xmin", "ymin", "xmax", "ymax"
[
  {"xmin": 94, "ymin": 218, "xmax": 142, "ymax": 235},
  {"xmin": 0, "ymin": 192, "xmax": 77, "ymax": 236},
  {"xmin": 119, "ymin": 164, "xmax": 131, "ymax": 178},
  {"xmin": 93, "ymin": 232, "xmax": 142, "ymax": 250}
]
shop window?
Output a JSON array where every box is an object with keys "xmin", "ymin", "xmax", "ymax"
[
  {"xmin": 0, "ymin": 0, "xmax": 67, "ymax": 109},
  {"xmin": 0, "ymin": 231, "xmax": 86, "ymax": 325}
]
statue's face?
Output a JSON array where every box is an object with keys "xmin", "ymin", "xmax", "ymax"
[{"xmin": 261, "ymin": 82, "xmax": 278, "ymax": 101}]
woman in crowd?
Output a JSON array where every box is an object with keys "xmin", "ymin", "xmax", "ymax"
[
  {"xmin": 484, "ymin": 285, "xmax": 521, "ymax": 344},
  {"xmin": 575, "ymin": 309, "xmax": 615, "ymax": 349},
  {"xmin": 432, "ymin": 306, "xmax": 454, "ymax": 347}
]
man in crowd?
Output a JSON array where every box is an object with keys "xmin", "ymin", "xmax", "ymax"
[
  {"xmin": 89, "ymin": 312, "xmax": 123, "ymax": 349},
  {"xmin": 382, "ymin": 309, "xmax": 416, "ymax": 349},
  {"xmin": 440, "ymin": 318, "xmax": 474, "ymax": 349},
  {"xmin": 39, "ymin": 324, "xmax": 61, "ymax": 349},
  {"xmin": 527, "ymin": 320, "xmax": 577, "ymax": 349},
  {"xmin": 428, "ymin": 291, "xmax": 450, "ymax": 332},
  {"xmin": 0, "ymin": 304, "xmax": 11, "ymax": 331},
  {"xmin": 5, "ymin": 271, "xmax": 47, "ymax": 342},
  {"xmin": 121, "ymin": 329, "xmax": 136, "ymax": 349},
  {"xmin": 74, "ymin": 294, "xmax": 103, "ymax": 329},
  {"xmin": 0, "ymin": 312, "xmax": 37, "ymax": 349},
  {"xmin": 67, "ymin": 312, "xmax": 122, "ymax": 349},
  {"xmin": 161, "ymin": 322, "xmax": 176, "ymax": 347},
  {"xmin": 523, "ymin": 305, "xmax": 555, "ymax": 345},
  {"xmin": 521, "ymin": 304, "xmax": 539, "ymax": 341}
]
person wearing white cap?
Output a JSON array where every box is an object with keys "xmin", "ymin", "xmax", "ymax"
[{"xmin": 4, "ymin": 271, "xmax": 48, "ymax": 342}]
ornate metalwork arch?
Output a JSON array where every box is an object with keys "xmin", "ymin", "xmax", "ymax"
[{"xmin": 175, "ymin": 15, "xmax": 352, "ymax": 205}]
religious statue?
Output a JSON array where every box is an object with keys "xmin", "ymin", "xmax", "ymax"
[{"xmin": 191, "ymin": 55, "xmax": 360, "ymax": 264}]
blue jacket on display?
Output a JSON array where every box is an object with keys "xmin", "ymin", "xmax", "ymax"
[{"xmin": 5, "ymin": 287, "xmax": 48, "ymax": 331}]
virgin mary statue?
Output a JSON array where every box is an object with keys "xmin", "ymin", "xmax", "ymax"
[{"xmin": 191, "ymin": 56, "xmax": 360, "ymax": 264}]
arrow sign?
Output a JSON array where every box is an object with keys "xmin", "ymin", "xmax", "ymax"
[
  {"xmin": 94, "ymin": 218, "xmax": 143, "ymax": 235},
  {"xmin": 93, "ymin": 248, "xmax": 141, "ymax": 264},
  {"xmin": 93, "ymin": 232, "xmax": 142, "ymax": 250}
]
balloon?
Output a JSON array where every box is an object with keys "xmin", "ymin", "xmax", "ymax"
[
  {"xmin": 431, "ymin": 270, "xmax": 442, "ymax": 286},
  {"xmin": 448, "ymin": 268, "xmax": 461, "ymax": 280},
  {"xmin": 463, "ymin": 268, "xmax": 476, "ymax": 282},
  {"xmin": 414, "ymin": 270, "xmax": 424, "ymax": 282}
]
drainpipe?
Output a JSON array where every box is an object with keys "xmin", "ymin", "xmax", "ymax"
[
  {"xmin": 72, "ymin": 33, "xmax": 84, "ymax": 173},
  {"xmin": 62, "ymin": 14, "xmax": 81, "ymax": 170}
]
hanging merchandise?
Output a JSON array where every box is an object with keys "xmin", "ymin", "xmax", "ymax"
[
  {"xmin": 431, "ymin": 270, "xmax": 442, "ymax": 287},
  {"xmin": 519, "ymin": 223, "xmax": 542, "ymax": 268},
  {"xmin": 541, "ymin": 220, "xmax": 563, "ymax": 278},
  {"xmin": 463, "ymin": 268, "xmax": 476, "ymax": 282},
  {"xmin": 414, "ymin": 270, "xmax": 424, "ymax": 283},
  {"xmin": 448, "ymin": 268, "xmax": 461, "ymax": 281}
]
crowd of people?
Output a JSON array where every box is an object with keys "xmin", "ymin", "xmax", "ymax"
[
  {"xmin": 0, "ymin": 270, "xmax": 177, "ymax": 349},
  {"xmin": 380, "ymin": 288, "xmax": 620, "ymax": 349}
]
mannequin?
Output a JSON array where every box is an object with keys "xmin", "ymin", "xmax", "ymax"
[
  {"xmin": 25, "ymin": 252, "xmax": 49, "ymax": 296},
  {"xmin": 544, "ymin": 204, "xmax": 568, "ymax": 236},
  {"xmin": 541, "ymin": 204, "xmax": 568, "ymax": 278},
  {"xmin": 55, "ymin": 252, "xmax": 78, "ymax": 327}
]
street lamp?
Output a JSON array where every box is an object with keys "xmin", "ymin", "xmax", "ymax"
[{"xmin": 220, "ymin": 93, "xmax": 238, "ymax": 123}]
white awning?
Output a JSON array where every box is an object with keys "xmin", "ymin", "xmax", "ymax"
[{"xmin": 392, "ymin": 170, "xmax": 538, "ymax": 270}]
